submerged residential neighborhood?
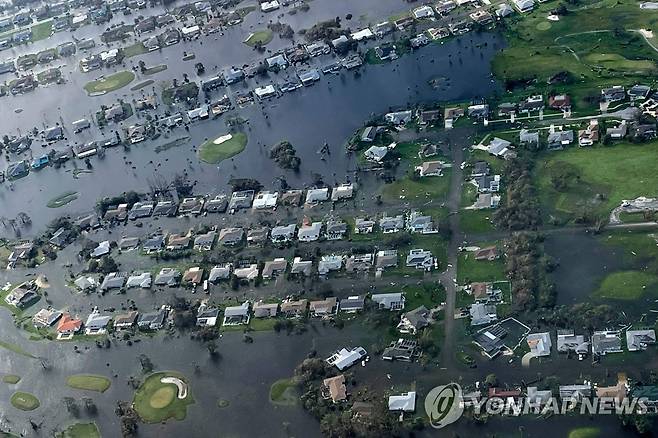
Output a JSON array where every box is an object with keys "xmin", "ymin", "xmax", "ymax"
[{"xmin": 0, "ymin": 0, "xmax": 658, "ymax": 437}]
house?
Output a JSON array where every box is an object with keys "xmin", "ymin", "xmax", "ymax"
[
  {"xmin": 601, "ymin": 85, "xmax": 626, "ymax": 103},
  {"xmin": 91, "ymin": 241, "xmax": 111, "ymax": 258},
  {"xmin": 318, "ymin": 255, "xmax": 343, "ymax": 275},
  {"xmin": 181, "ymin": 25, "xmax": 201, "ymax": 39},
  {"xmin": 151, "ymin": 201, "xmax": 177, "ymax": 217},
  {"xmin": 44, "ymin": 126, "xmax": 64, "ymax": 142},
  {"xmin": 208, "ymin": 264, "xmax": 231, "ymax": 283},
  {"xmin": 355, "ymin": 218, "xmax": 376, "ymax": 234},
  {"xmin": 280, "ymin": 190, "xmax": 303, "ymax": 206},
  {"xmin": 406, "ymin": 249, "xmax": 435, "ymax": 270},
  {"xmin": 223, "ymin": 67, "xmax": 245, "ymax": 84},
  {"xmin": 519, "ymin": 95, "xmax": 544, "ymax": 113},
  {"xmin": 406, "ymin": 211, "xmax": 435, "ymax": 234},
  {"xmin": 74, "ymin": 276, "xmax": 97, "ymax": 291},
  {"xmin": 416, "ymin": 161, "xmax": 446, "ymax": 177},
  {"xmin": 519, "ymin": 129, "xmax": 539, "ymax": 146},
  {"xmin": 262, "ymin": 258, "xmax": 288, "ymax": 279},
  {"xmin": 548, "ymin": 94, "xmax": 571, "ymax": 110},
  {"xmin": 427, "ymin": 27, "xmax": 451, "ymax": 40},
  {"xmin": 345, "ymin": 253, "xmax": 374, "ymax": 272},
  {"xmin": 182, "ymin": 267, "xmax": 203, "ymax": 285},
  {"xmin": 187, "ymin": 105, "xmax": 209, "ymax": 122},
  {"xmin": 234, "ymin": 264, "xmax": 259, "ymax": 280},
  {"xmin": 331, "ymin": 183, "xmax": 354, "ymax": 201},
  {"xmin": 228, "ymin": 190, "xmax": 254, "ymax": 210},
  {"xmin": 223, "ymin": 302, "xmax": 251, "ymax": 326},
  {"xmin": 252, "ymin": 191, "xmax": 279, "ymax": 209},
  {"xmin": 138, "ymin": 309, "xmax": 167, "ymax": 330},
  {"xmin": 33, "ymin": 308, "xmax": 62, "ymax": 327},
  {"xmin": 127, "ymin": 125, "xmax": 146, "ymax": 144},
  {"xmin": 394, "ymin": 16, "xmax": 415, "ymax": 31},
  {"xmin": 196, "ymin": 303, "xmax": 220, "ymax": 327},
  {"xmin": 280, "ymin": 299, "xmax": 308, "ymax": 317},
  {"xmin": 261, "ymin": 0, "xmax": 280, "ymax": 12},
  {"xmin": 376, "ymin": 250, "xmax": 398, "ymax": 270},
  {"xmin": 513, "ymin": 0, "xmax": 535, "ymax": 12},
  {"xmin": 49, "ymin": 227, "xmax": 70, "ymax": 248},
  {"xmin": 142, "ymin": 235, "xmax": 165, "ymax": 253},
  {"xmin": 526, "ymin": 332, "xmax": 552, "ymax": 357},
  {"xmin": 375, "ymin": 45, "xmax": 398, "ymax": 61},
  {"xmin": 487, "ymin": 137, "xmax": 514, "ymax": 159},
  {"xmin": 382, "ymin": 339, "xmax": 419, "ymax": 361},
  {"xmin": 339, "ymin": 296, "xmax": 366, "ymax": 313},
  {"xmin": 413, "ymin": 5, "xmax": 435, "ymax": 19},
  {"xmin": 469, "ymin": 303, "xmax": 497, "ymax": 326},
  {"xmin": 626, "ymin": 329, "xmax": 656, "ymax": 351},
  {"xmin": 178, "ymin": 197, "xmax": 205, "ymax": 215},
  {"xmin": 591, "ymin": 330, "xmax": 623, "ymax": 356},
  {"xmin": 364, "ymin": 145, "xmax": 389, "ymax": 163},
  {"xmin": 556, "ymin": 330, "xmax": 589, "ymax": 355},
  {"xmin": 473, "ymin": 193, "xmax": 501, "ymax": 209},
  {"xmin": 291, "ymin": 257, "xmax": 313, "ymax": 276},
  {"xmin": 57, "ymin": 314, "xmax": 83, "ymax": 336},
  {"xmin": 298, "ymin": 222, "xmax": 323, "ymax": 242},
  {"xmin": 193, "ymin": 231, "xmax": 216, "ymax": 251},
  {"xmin": 467, "ymin": 104, "xmax": 489, "ymax": 120},
  {"xmin": 114, "ymin": 311, "xmax": 138, "ymax": 329},
  {"xmin": 305, "ymin": 188, "xmax": 330, "ymax": 205},
  {"xmin": 547, "ymin": 130, "xmax": 574, "ymax": 149},
  {"xmin": 360, "ymin": 126, "xmax": 379, "ymax": 142},
  {"xmin": 498, "ymin": 103, "xmax": 516, "ymax": 117},
  {"xmin": 379, "ymin": 215, "xmax": 405, "ymax": 233},
  {"xmin": 218, "ymin": 228, "xmax": 244, "ymax": 246},
  {"xmin": 253, "ymin": 302, "xmax": 279, "ymax": 318},
  {"xmin": 310, "ymin": 297, "xmax": 338, "ymax": 317},
  {"xmin": 397, "ymin": 306, "xmax": 431, "ymax": 334},
  {"xmin": 578, "ymin": 120, "xmax": 599, "ymax": 146},
  {"xmin": 128, "ymin": 202, "xmax": 154, "ymax": 220},
  {"xmin": 559, "ymin": 385, "xmax": 591, "ymax": 401},
  {"xmin": 126, "ymin": 272, "xmax": 152, "ymax": 289},
  {"xmin": 6, "ymin": 161, "xmax": 29, "ymax": 180},
  {"xmin": 325, "ymin": 220, "xmax": 348, "ymax": 240},
  {"xmin": 153, "ymin": 268, "xmax": 180, "ymax": 287},
  {"xmin": 474, "ymin": 175, "xmax": 501, "ymax": 193},
  {"xmin": 444, "ymin": 107, "xmax": 465, "ymax": 128},
  {"xmin": 84, "ymin": 310, "xmax": 112, "ymax": 335},
  {"xmin": 205, "ymin": 195, "xmax": 228, "ymax": 213},
  {"xmin": 271, "ymin": 224, "xmax": 297, "ymax": 243},
  {"xmin": 628, "ymin": 84, "xmax": 651, "ymax": 101},
  {"xmin": 371, "ymin": 293, "xmax": 405, "ymax": 311},
  {"xmin": 101, "ymin": 272, "xmax": 127, "ymax": 290},
  {"xmin": 388, "ymin": 392, "xmax": 416, "ymax": 412},
  {"xmin": 470, "ymin": 282, "xmax": 500, "ymax": 302},
  {"xmin": 326, "ymin": 347, "xmax": 367, "ymax": 370},
  {"xmin": 417, "ymin": 109, "xmax": 441, "ymax": 125},
  {"xmin": 247, "ymin": 227, "xmax": 269, "ymax": 245},
  {"xmin": 298, "ymin": 68, "xmax": 321, "ymax": 85},
  {"xmin": 474, "ymin": 246, "xmax": 498, "ymax": 261},
  {"xmin": 322, "ymin": 375, "xmax": 347, "ymax": 403},
  {"xmin": 166, "ymin": 231, "xmax": 192, "ymax": 251},
  {"xmin": 385, "ymin": 110, "xmax": 413, "ymax": 125},
  {"xmin": 606, "ymin": 120, "xmax": 627, "ymax": 139}
]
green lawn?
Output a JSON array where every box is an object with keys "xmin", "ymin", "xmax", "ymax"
[
  {"xmin": 457, "ymin": 247, "xmax": 506, "ymax": 284},
  {"xmin": 66, "ymin": 374, "xmax": 111, "ymax": 393},
  {"xmin": 0, "ymin": 340, "xmax": 36, "ymax": 359},
  {"xmin": 593, "ymin": 271, "xmax": 658, "ymax": 300},
  {"xmin": 122, "ymin": 42, "xmax": 148, "ymax": 58},
  {"xmin": 84, "ymin": 71, "xmax": 135, "ymax": 94},
  {"xmin": 536, "ymin": 142, "xmax": 658, "ymax": 222},
  {"xmin": 244, "ymin": 30, "xmax": 273, "ymax": 46},
  {"xmin": 382, "ymin": 172, "xmax": 450, "ymax": 203},
  {"xmin": 199, "ymin": 132, "xmax": 247, "ymax": 164},
  {"xmin": 2, "ymin": 375, "xmax": 20, "ymax": 384},
  {"xmin": 10, "ymin": 391, "xmax": 39, "ymax": 411},
  {"xmin": 269, "ymin": 377, "xmax": 299, "ymax": 406},
  {"xmin": 47, "ymin": 191, "xmax": 79, "ymax": 208},
  {"xmin": 460, "ymin": 209, "xmax": 495, "ymax": 234},
  {"xmin": 568, "ymin": 427, "xmax": 600, "ymax": 438},
  {"xmin": 57, "ymin": 423, "xmax": 100, "ymax": 438},
  {"xmin": 133, "ymin": 371, "xmax": 194, "ymax": 423},
  {"xmin": 30, "ymin": 21, "xmax": 53, "ymax": 42},
  {"xmin": 379, "ymin": 283, "xmax": 446, "ymax": 310}
]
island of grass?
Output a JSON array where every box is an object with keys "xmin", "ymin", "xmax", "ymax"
[
  {"xmin": 10, "ymin": 391, "xmax": 40, "ymax": 411},
  {"xmin": 2, "ymin": 375, "xmax": 20, "ymax": 384},
  {"xmin": 593, "ymin": 271, "xmax": 658, "ymax": 301},
  {"xmin": 133, "ymin": 371, "xmax": 194, "ymax": 423},
  {"xmin": 244, "ymin": 29, "xmax": 273, "ymax": 46},
  {"xmin": 143, "ymin": 64, "xmax": 168, "ymax": 76},
  {"xmin": 47, "ymin": 191, "xmax": 79, "ymax": 208},
  {"xmin": 83, "ymin": 71, "xmax": 135, "ymax": 95},
  {"xmin": 269, "ymin": 377, "xmax": 299, "ymax": 406},
  {"xmin": 57, "ymin": 422, "xmax": 100, "ymax": 438},
  {"xmin": 66, "ymin": 374, "xmax": 111, "ymax": 393},
  {"xmin": 199, "ymin": 132, "xmax": 247, "ymax": 164},
  {"xmin": 568, "ymin": 427, "xmax": 600, "ymax": 438},
  {"xmin": 130, "ymin": 80, "xmax": 154, "ymax": 91}
]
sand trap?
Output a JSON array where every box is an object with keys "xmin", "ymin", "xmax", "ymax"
[
  {"xmin": 639, "ymin": 28, "xmax": 654, "ymax": 38},
  {"xmin": 213, "ymin": 134, "xmax": 233, "ymax": 145},
  {"xmin": 547, "ymin": 14, "xmax": 560, "ymax": 21},
  {"xmin": 161, "ymin": 376, "xmax": 188, "ymax": 399}
]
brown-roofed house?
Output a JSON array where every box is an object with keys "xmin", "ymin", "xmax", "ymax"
[
  {"xmin": 57, "ymin": 313, "xmax": 82, "ymax": 335},
  {"xmin": 322, "ymin": 374, "xmax": 347, "ymax": 403},
  {"xmin": 474, "ymin": 246, "xmax": 498, "ymax": 261},
  {"xmin": 280, "ymin": 299, "xmax": 308, "ymax": 317}
]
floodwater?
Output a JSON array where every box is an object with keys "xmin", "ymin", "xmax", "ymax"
[{"xmin": 0, "ymin": 30, "xmax": 503, "ymax": 237}]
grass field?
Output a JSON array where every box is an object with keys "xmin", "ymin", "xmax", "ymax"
[
  {"xmin": 57, "ymin": 423, "xmax": 100, "ymax": 438},
  {"xmin": 10, "ymin": 391, "xmax": 39, "ymax": 411},
  {"xmin": 568, "ymin": 427, "xmax": 600, "ymax": 438},
  {"xmin": 593, "ymin": 270, "xmax": 658, "ymax": 300},
  {"xmin": 66, "ymin": 374, "xmax": 111, "ymax": 393},
  {"xmin": 536, "ymin": 142, "xmax": 658, "ymax": 222},
  {"xmin": 133, "ymin": 371, "xmax": 194, "ymax": 423},
  {"xmin": 382, "ymin": 172, "xmax": 451, "ymax": 203},
  {"xmin": 0, "ymin": 340, "xmax": 36, "ymax": 358},
  {"xmin": 269, "ymin": 377, "xmax": 299, "ymax": 406},
  {"xmin": 47, "ymin": 191, "xmax": 78, "ymax": 208},
  {"xmin": 244, "ymin": 30, "xmax": 273, "ymax": 46},
  {"xmin": 2, "ymin": 375, "xmax": 20, "ymax": 384},
  {"xmin": 457, "ymin": 247, "xmax": 507, "ymax": 284},
  {"xmin": 199, "ymin": 132, "xmax": 247, "ymax": 163},
  {"xmin": 122, "ymin": 42, "xmax": 148, "ymax": 58},
  {"xmin": 83, "ymin": 71, "xmax": 135, "ymax": 94}
]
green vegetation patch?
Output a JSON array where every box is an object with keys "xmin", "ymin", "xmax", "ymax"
[
  {"xmin": 382, "ymin": 172, "xmax": 450, "ymax": 203},
  {"xmin": 457, "ymin": 247, "xmax": 506, "ymax": 284},
  {"xmin": 568, "ymin": 427, "xmax": 600, "ymax": 438},
  {"xmin": 143, "ymin": 64, "xmax": 168, "ymax": 76},
  {"xmin": 133, "ymin": 371, "xmax": 194, "ymax": 423},
  {"xmin": 84, "ymin": 71, "xmax": 135, "ymax": 94},
  {"xmin": 10, "ymin": 391, "xmax": 40, "ymax": 411},
  {"xmin": 130, "ymin": 80, "xmax": 154, "ymax": 91},
  {"xmin": 2, "ymin": 375, "xmax": 20, "ymax": 384},
  {"xmin": 47, "ymin": 191, "xmax": 79, "ymax": 208},
  {"xmin": 269, "ymin": 377, "xmax": 299, "ymax": 406},
  {"xmin": 31, "ymin": 21, "xmax": 53, "ymax": 42},
  {"xmin": 244, "ymin": 30, "xmax": 273, "ymax": 46},
  {"xmin": 66, "ymin": 374, "xmax": 111, "ymax": 393},
  {"xmin": 199, "ymin": 132, "xmax": 247, "ymax": 164},
  {"xmin": 593, "ymin": 271, "xmax": 658, "ymax": 300},
  {"xmin": 57, "ymin": 422, "xmax": 100, "ymax": 438},
  {"xmin": 0, "ymin": 340, "xmax": 36, "ymax": 358},
  {"xmin": 122, "ymin": 42, "xmax": 148, "ymax": 58}
]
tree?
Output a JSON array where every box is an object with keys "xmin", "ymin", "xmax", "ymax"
[
  {"xmin": 138, "ymin": 354, "xmax": 154, "ymax": 373},
  {"xmin": 63, "ymin": 397, "xmax": 79, "ymax": 417},
  {"xmin": 83, "ymin": 397, "xmax": 98, "ymax": 415}
]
